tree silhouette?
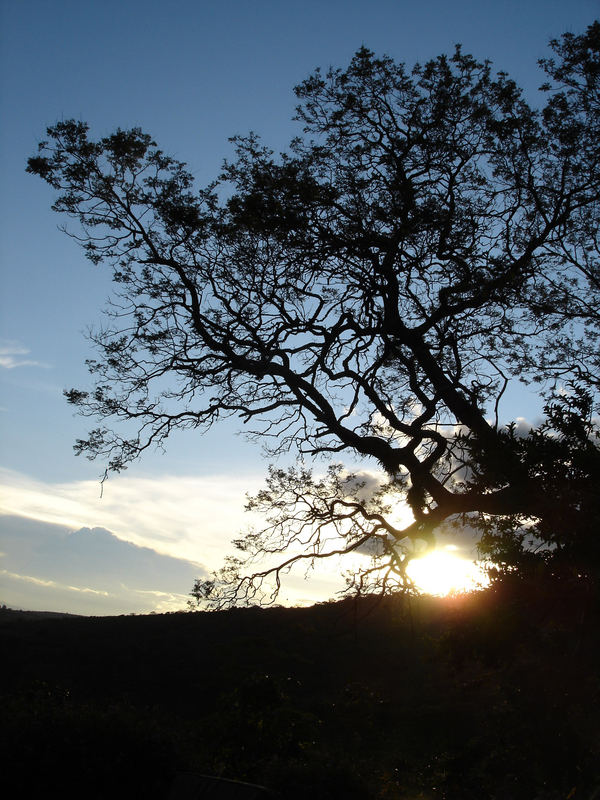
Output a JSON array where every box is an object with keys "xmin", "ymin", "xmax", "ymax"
[{"xmin": 28, "ymin": 24, "xmax": 600, "ymax": 604}]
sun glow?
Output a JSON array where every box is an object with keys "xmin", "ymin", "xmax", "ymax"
[{"xmin": 406, "ymin": 548, "xmax": 489, "ymax": 596}]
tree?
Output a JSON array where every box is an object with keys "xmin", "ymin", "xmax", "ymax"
[{"xmin": 28, "ymin": 24, "xmax": 600, "ymax": 606}]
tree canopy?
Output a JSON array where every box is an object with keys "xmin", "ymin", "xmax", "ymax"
[{"xmin": 28, "ymin": 23, "xmax": 600, "ymax": 605}]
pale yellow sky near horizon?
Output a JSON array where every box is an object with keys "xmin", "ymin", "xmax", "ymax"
[
  {"xmin": 0, "ymin": 465, "xmax": 488, "ymax": 614},
  {"xmin": 0, "ymin": 466, "xmax": 361, "ymax": 609}
]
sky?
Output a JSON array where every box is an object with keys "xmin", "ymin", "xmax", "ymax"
[{"xmin": 0, "ymin": 0, "xmax": 597, "ymax": 614}]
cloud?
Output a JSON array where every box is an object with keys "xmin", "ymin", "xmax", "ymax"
[
  {"xmin": 0, "ymin": 465, "xmax": 486, "ymax": 613},
  {"xmin": 0, "ymin": 469, "xmax": 377, "ymax": 611},
  {"xmin": 0, "ymin": 468, "xmax": 262, "ymax": 613},
  {"xmin": 430, "ymin": 519, "xmax": 481, "ymax": 557},
  {"xmin": 0, "ymin": 568, "xmax": 110, "ymax": 595},
  {"xmin": 0, "ymin": 514, "xmax": 206, "ymax": 615},
  {"xmin": 0, "ymin": 566, "xmax": 192, "ymax": 615},
  {"xmin": 510, "ymin": 416, "xmax": 536, "ymax": 437},
  {"xmin": 0, "ymin": 467, "xmax": 264, "ymax": 566},
  {"xmin": 342, "ymin": 468, "xmax": 386, "ymax": 501},
  {"xmin": 0, "ymin": 340, "xmax": 50, "ymax": 370}
]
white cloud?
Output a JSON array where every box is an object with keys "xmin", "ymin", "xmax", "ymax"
[
  {"xmin": 0, "ymin": 468, "xmax": 369, "ymax": 610},
  {"xmin": 341, "ymin": 468, "xmax": 385, "ymax": 501},
  {"xmin": 0, "ymin": 467, "xmax": 264, "ymax": 567},
  {"xmin": 0, "ymin": 340, "xmax": 50, "ymax": 369},
  {"xmin": 0, "ymin": 515, "xmax": 209, "ymax": 614},
  {"xmin": 511, "ymin": 416, "xmax": 535, "ymax": 437}
]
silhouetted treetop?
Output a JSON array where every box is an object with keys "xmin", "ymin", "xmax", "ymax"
[{"xmin": 28, "ymin": 23, "xmax": 600, "ymax": 603}]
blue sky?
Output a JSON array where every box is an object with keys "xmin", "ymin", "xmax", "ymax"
[{"xmin": 0, "ymin": 0, "xmax": 597, "ymax": 613}]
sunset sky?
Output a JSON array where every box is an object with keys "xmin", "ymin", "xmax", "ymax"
[{"xmin": 1, "ymin": 0, "xmax": 596, "ymax": 614}]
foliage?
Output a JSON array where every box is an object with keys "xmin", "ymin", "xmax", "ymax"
[
  {"xmin": 28, "ymin": 23, "xmax": 600, "ymax": 603},
  {"xmin": 469, "ymin": 384, "xmax": 600, "ymax": 582},
  {"xmin": 1, "ymin": 593, "xmax": 599, "ymax": 798}
]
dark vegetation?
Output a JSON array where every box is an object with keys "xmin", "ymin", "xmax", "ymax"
[{"xmin": 2, "ymin": 582, "xmax": 598, "ymax": 799}]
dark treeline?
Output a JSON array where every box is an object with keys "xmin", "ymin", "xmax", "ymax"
[{"xmin": 1, "ymin": 580, "xmax": 599, "ymax": 799}]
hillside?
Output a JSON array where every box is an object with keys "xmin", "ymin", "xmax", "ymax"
[{"xmin": 1, "ymin": 583, "xmax": 598, "ymax": 799}]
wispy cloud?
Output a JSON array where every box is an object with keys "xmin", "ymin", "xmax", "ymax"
[
  {"xmin": 0, "ymin": 466, "xmax": 264, "ymax": 567},
  {"xmin": 0, "ymin": 468, "xmax": 352, "ymax": 610},
  {"xmin": 0, "ymin": 563, "xmax": 193, "ymax": 615},
  {"xmin": 0, "ymin": 568, "xmax": 110, "ymax": 596},
  {"xmin": 0, "ymin": 340, "xmax": 50, "ymax": 370}
]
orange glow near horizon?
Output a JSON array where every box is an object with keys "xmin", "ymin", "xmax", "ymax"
[{"xmin": 406, "ymin": 548, "xmax": 489, "ymax": 596}]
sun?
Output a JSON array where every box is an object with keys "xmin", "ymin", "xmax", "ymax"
[{"xmin": 406, "ymin": 548, "xmax": 489, "ymax": 596}]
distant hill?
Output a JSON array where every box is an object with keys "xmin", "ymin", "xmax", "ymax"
[
  {"xmin": 1, "ymin": 585, "xmax": 598, "ymax": 799},
  {"xmin": 0, "ymin": 606, "xmax": 82, "ymax": 621}
]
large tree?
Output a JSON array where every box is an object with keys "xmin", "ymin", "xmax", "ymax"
[{"xmin": 28, "ymin": 24, "xmax": 600, "ymax": 605}]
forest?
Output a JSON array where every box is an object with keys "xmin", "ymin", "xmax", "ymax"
[{"xmin": 1, "ymin": 579, "xmax": 598, "ymax": 798}]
